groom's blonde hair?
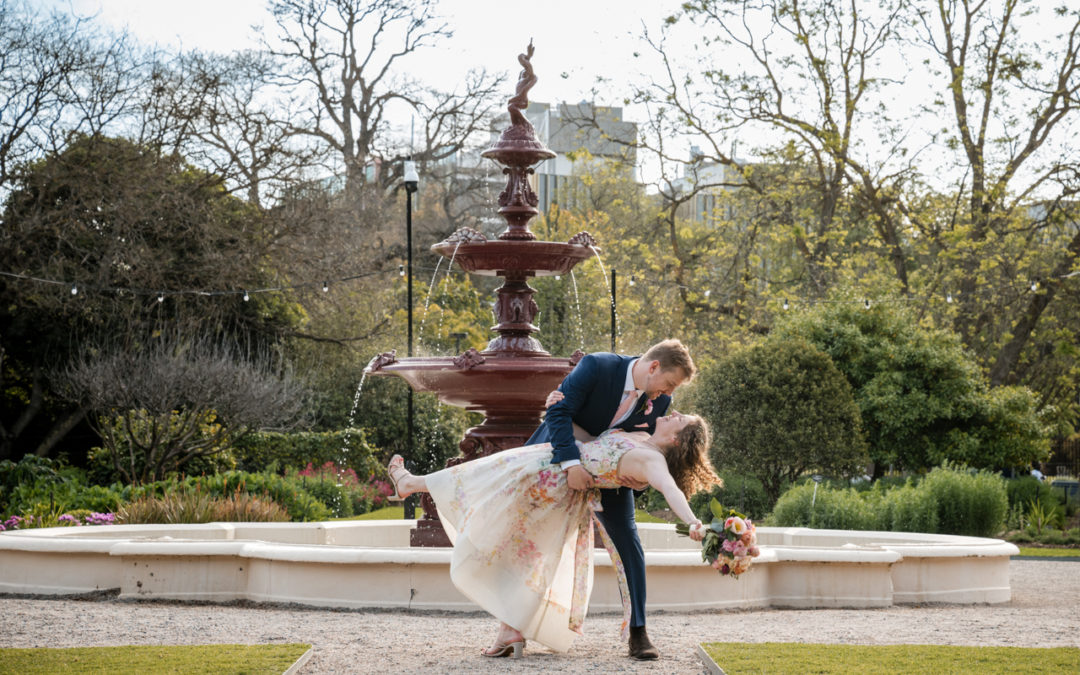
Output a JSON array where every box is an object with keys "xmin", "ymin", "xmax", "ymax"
[{"xmin": 642, "ymin": 339, "xmax": 695, "ymax": 380}]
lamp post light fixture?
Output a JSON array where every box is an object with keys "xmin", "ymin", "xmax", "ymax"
[{"xmin": 403, "ymin": 159, "xmax": 419, "ymax": 520}]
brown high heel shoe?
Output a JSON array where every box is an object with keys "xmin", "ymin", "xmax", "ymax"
[{"xmin": 481, "ymin": 640, "xmax": 525, "ymax": 658}]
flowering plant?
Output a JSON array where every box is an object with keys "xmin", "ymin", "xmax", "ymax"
[{"xmin": 676, "ymin": 498, "xmax": 761, "ymax": 578}]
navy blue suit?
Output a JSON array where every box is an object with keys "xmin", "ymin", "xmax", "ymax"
[{"xmin": 526, "ymin": 352, "xmax": 670, "ymax": 628}]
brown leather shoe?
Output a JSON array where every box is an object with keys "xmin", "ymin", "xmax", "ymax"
[{"xmin": 628, "ymin": 625, "xmax": 659, "ymax": 660}]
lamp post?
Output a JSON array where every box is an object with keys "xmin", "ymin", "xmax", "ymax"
[{"xmin": 403, "ymin": 159, "xmax": 419, "ymax": 520}]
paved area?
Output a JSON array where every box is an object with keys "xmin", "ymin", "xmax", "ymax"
[{"xmin": 1, "ymin": 560, "xmax": 1077, "ymax": 674}]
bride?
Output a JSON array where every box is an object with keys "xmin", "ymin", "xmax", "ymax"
[{"xmin": 387, "ymin": 411, "xmax": 718, "ymax": 658}]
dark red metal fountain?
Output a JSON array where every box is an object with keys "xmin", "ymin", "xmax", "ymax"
[{"xmin": 366, "ymin": 42, "xmax": 597, "ymax": 546}]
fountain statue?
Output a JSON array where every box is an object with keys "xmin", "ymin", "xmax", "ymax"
[{"xmin": 366, "ymin": 43, "xmax": 597, "ymax": 546}]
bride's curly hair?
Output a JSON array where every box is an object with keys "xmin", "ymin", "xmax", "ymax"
[{"xmin": 664, "ymin": 415, "xmax": 721, "ymax": 496}]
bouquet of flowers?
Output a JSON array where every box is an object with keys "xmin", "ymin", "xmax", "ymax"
[{"xmin": 676, "ymin": 498, "xmax": 761, "ymax": 578}]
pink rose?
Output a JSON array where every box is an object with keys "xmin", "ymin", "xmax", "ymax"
[
  {"xmin": 748, "ymin": 546, "xmax": 760, "ymax": 557},
  {"xmin": 722, "ymin": 538, "xmax": 736, "ymax": 553},
  {"xmin": 732, "ymin": 541, "xmax": 747, "ymax": 557}
]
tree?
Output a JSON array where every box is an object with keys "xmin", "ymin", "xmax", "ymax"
[
  {"xmin": 691, "ymin": 336, "xmax": 869, "ymax": 505},
  {"xmin": 58, "ymin": 336, "xmax": 308, "ymax": 484},
  {"xmin": 0, "ymin": 135, "xmax": 300, "ymax": 460},
  {"xmin": 263, "ymin": 0, "xmax": 504, "ymax": 199},
  {"xmin": 773, "ymin": 301, "xmax": 1050, "ymax": 474}
]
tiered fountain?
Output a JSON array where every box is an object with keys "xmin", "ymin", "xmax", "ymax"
[{"xmin": 366, "ymin": 42, "xmax": 595, "ymax": 546}]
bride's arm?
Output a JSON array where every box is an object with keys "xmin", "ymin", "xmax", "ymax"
[{"xmin": 636, "ymin": 455, "xmax": 701, "ymax": 530}]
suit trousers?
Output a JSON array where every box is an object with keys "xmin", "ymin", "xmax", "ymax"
[{"xmin": 594, "ymin": 485, "xmax": 646, "ymax": 627}]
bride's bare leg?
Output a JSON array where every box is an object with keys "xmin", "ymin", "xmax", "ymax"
[
  {"xmin": 387, "ymin": 455, "xmax": 428, "ymax": 499},
  {"xmin": 481, "ymin": 621, "xmax": 525, "ymax": 657}
]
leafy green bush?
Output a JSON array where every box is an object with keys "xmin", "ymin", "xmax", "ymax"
[
  {"xmin": 769, "ymin": 464, "xmax": 1008, "ymax": 537},
  {"xmin": 691, "ymin": 336, "xmax": 869, "ymax": 505},
  {"xmin": 1006, "ymin": 475, "xmax": 1061, "ymax": 511},
  {"xmin": 232, "ymin": 428, "xmax": 383, "ymax": 479},
  {"xmin": 0, "ymin": 455, "xmax": 124, "ymax": 519},
  {"xmin": 882, "ymin": 483, "xmax": 940, "ymax": 533},
  {"xmin": 922, "ymin": 464, "xmax": 1008, "ymax": 537}
]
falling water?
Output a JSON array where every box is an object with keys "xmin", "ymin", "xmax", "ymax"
[
  {"xmin": 569, "ymin": 269, "xmax": 585, "ymax": 351},
  {"xmin": 432, "ymin": 240, "xmax": 464, "ymax": 351},
  {"xmin": 415, "ymin": 257, "xmax": 444, "ymax": 352},
  {"xmin": 339, "ymin": 370, "xmax": 368, "ymax": 469},
  {"xmin": 589, "ymin": 245, "xmax": 622, "ymax": 347}
]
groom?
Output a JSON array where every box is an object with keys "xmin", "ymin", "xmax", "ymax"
[{"xmin": 527, "ymin": 338, "xmax": 695, "ymax": 660}]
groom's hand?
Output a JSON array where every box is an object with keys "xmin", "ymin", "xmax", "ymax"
[
  {"xmin": 615, "ymin": 475, "xmax": 649, "ymax": 491},
  {"xmin": 565, "ymin": 464, "xmax": 594, "ymax": 490}
]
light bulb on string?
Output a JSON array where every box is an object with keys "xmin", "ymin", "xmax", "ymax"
[
  {"xmin": 863, "ymin": 298, "xmax": 871, "ymax": 309},
  {"xmin": 703, "ymin": 289, "xmax": 711, "ymax": 298},
  {"xmin": 157, "ymin": 293, "xmax": 164, "ymax": 303},
  {"xmin": 782, "ymin": 298, "xmax": 789, "ymax": 310},
  {"xmin": 398, "ymin": 265, "xmax": 405, "ymax": 277},
  {"xmin": 243, "ymin": 290, "xmax": 250, "ymax": 302},
  {"xmin": 70, "ymin": 283, "xmax": 78, "ymax": 296},
  {"xmin": 1030, "ymin": 280, "xmax": 1038, "ymax": 292},
  {"xmin": 322, "ymin": 281, "xmax": 329, "ymax": 293},
  {"xmin": 628, "ymin": 276, "xmax": 636, "ymax": 287},
  {"xmin": 946, "ymin": 292, "xmax": 953, "ymax": 303}
]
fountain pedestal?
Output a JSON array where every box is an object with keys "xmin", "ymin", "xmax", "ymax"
[{"xmin": 367, "ymin": 44, "xmax": 598, "ymax": 546}]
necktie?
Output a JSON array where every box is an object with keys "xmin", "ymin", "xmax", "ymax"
[{"xmin": 609, "ymin": 390, "xmax": 639, "ymax": 428}]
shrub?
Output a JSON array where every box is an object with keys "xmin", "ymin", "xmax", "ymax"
[
  {"xmin": 1006, "ymin": 476, "xmax": 1061, "ymax": 511},
  {"xmin": 883, "ymin": 483, "xmax": 940, "ymax": 533},
  {"xmin": 118, "ymin": 491, "xmax": 288, "ymax": 524},
  {"xmin": 769, "ymin": 464, "xmax": 1007, "ymax": 537},
  {"xmin": 922, "ymin": 464, "xmax": 1008, "ymax": 537},
  {"xmin": 692, "ymin": 337, "xmax": 869, "ymax": 505},
  {"xmin": 193, "ymin": 471, "xmax": 331, "ymax": 522},
  {"xmin": 232, "ymin": 429, "xmax": 383, "ymax": 478}
]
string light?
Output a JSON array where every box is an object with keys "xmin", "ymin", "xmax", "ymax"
[
  {"xmin": 242, "ymin": 290, "xmax": 250, "ymax": 302},
  {"xmin": 322, "ymin": 281, "xmax": 329, "ymax": 293},
  {"xmin": 864, "ymin": 298, "xmax": 871, "ymax": 309},
  {"xmin": 1030, "ymin": 280, "xmax": 1039, "ymax": 292},
  {"xmin": 703, "ymin": 289, "xmax": 711, "ymax": 298},
  {"xmin": 70, "ymin": 283, "xmax": 77, "ymax": 296},
  {"xmin": 782, "ymin": 298, "xmax": 789, "ymax": 310},
  {"xmin": 946, "ymin": 292, "xmax": 953, "ymax": 303},
  {"xmin": 628, "ymin": 275, "xmax": 636, "ymax": 286},
  {"xmin": 157, "ymin": 293, "xmax": 164, "ymax": 303},
  {"xmin": 399, "ymin": 264, "xmax": 405, "ymax": 277}
]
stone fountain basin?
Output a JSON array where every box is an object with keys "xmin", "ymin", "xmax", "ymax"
[
  {"xmin": 0, "ymin": 522, "xmax": 1017, "ymax": 610},
  {"xmin": 368, "ymin": 355, "xmax": 574, "ymax": 414}
]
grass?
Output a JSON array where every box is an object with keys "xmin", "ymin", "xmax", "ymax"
[
  {"xmin": 0, "ymin": 643, "xmax": 310, "ymax": 675},
  {"xmin": 344, "ymin": 505, "xmax": 669, "ymax": 523},
  {"xmin": 1016, "ymin": 546, "xmax": 1080, "ymax": 558},
  {"xmin": 700, "ymin": 642, "xmax": 1080, "ymax": 674}
]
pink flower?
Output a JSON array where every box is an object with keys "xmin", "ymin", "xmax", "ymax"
[
  {"xmin": 748, "ymin": 546, "xmax": 760, "ymax": 557},
  {"xmin": 722, "ymin": 538, "xmax": 736, "ymax": 553},
  {"xmin": 731, "ymin": 541, "xmax": 747, "ymax": 557}
]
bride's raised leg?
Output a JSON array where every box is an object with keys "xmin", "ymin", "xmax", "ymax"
[
  {"xmin": 481, "ymin": 622, "xmax": 525, "ymax": 658},
  {"xmin": 387, "ymin": 455, "xmax": 427, "ymax": 501}
]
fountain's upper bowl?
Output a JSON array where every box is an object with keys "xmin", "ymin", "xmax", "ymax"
[
  {"xmin": 432, "ymin": 229, "xmax": 597, "ymax": 277},
  {"xmin": 481, "ymin": 124, "xmax": 557, "ymax": 167}
]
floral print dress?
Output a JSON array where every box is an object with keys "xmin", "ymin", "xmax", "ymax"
[{"xmin": 425, "ymin": 429, "xmax": 644, "ymax": 653}]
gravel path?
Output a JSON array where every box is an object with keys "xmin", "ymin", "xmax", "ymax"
[{"xmin": 1, "ymin": 560, "xmax": 1077, "ymax": 674}]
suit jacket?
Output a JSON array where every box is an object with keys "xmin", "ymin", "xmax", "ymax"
[{"xmin": 527, "ymin": 352, "xmax": 671, "ymax": 464}]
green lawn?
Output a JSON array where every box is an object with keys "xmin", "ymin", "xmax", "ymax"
[
  {"xmin": 700, "ymin": 642, "xmax": 1080, "ymax": 674},
  {"xmin": 345, "ymin": 506, "xmax": 668, "ymax": 523},
  {"xmin": 1016, "ymin": 546, "xmax": 1080, "ymax": 558},
  {"xmin": 0, "ymin": 643, "xmax": 310, "ymax": 675}
]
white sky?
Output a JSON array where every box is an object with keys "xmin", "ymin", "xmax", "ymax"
[{"xmin": 58, "ymin": 0, "xmax": 685, "ymax": 109}]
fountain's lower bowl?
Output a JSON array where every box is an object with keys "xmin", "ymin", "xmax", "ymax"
[
  {"xmin": 431, "ymin": 239, "xmax": 595, "ymax": 277},
  {"xmin": 0, "ymin": 522, "xmax": 1018, "ymax": 610},
  {"xmin": 367, "ymin": 353, "xmax": 576, "ymax": 418}
]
